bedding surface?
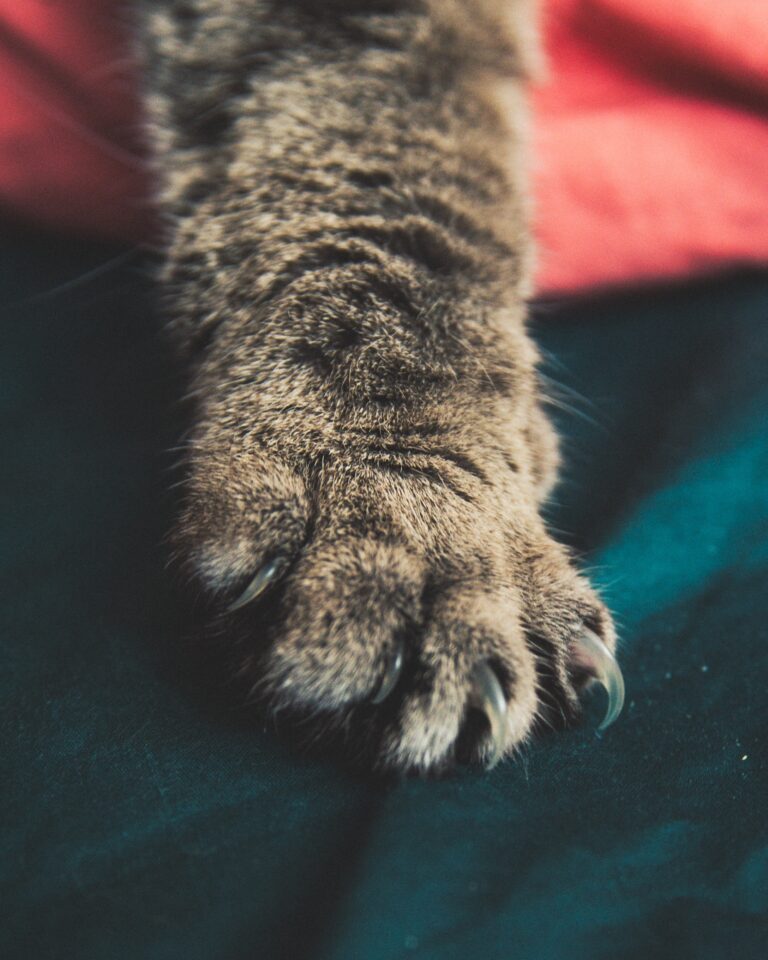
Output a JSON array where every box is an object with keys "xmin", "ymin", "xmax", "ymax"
[{"xmin": 2, "ymin": 226, "xmax": 766, "ymax": 959}]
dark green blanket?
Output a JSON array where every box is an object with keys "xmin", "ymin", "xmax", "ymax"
[{"xmin": 2, "ymin": 224, "xmax": 766, "ymax": 959}]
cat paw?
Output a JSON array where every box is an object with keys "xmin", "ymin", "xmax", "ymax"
[{"xmin": 176, "ymin": 438, "xmax": 622, "ymax": 773}]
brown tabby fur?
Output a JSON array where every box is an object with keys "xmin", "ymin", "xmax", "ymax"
[{"xmin": 139, "ymin": 0, "xmax": 616, "ymax": 772}]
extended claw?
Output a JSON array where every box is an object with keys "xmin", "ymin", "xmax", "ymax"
[
  {"xmin": 467, "ymin": 661, "xmax": 508, "ymax": 770},
  {"xmin": 576, "ymin": 627, "xmax": 625, "ymax": 730},
  {"xmin": 370, "ymin": 640, "xmax": 405, "ymax": 704},
  {"xmin": 226, "ymin": 557, "xmax": 287, "ymax": 613}
]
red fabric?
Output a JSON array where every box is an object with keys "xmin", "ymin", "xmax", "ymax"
[
  {"xmin": 533, "ymin": 0, "xmax": 768, "ymax": 293},
  {"xmin": 0, "ymin": 1, "xmax": 149, "ymax": 242},
  {"xmin": 0, "ymin": 0, "xmax": 766, "ymax": 295}
]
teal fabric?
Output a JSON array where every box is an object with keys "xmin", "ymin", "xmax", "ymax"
[{"xmin": 2, "ymin": 224, "xmax": 767, "ymax": 959}]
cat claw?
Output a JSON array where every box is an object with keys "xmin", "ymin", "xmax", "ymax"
[
  {"xmin": 575, "ymin": 627, "xmax": 625, "ymax": 730},
  {"xmin": 468, "ymin": 661, "xmax": 508, "ymax": 769},
  {"xmin": 226, "ymin": 557, "xmax": 288, "ymax": 613},
  {"xmin": 370, "ymin": 640, "xmax": 405, "ymax": 704}
]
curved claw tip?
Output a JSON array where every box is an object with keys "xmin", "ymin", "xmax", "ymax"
[
  {"xmin": 226, "ymin": 557, "xmax": 286, "ymax": 613},
  {"xmin": 467, "ymin": 661, "xmax": 508, "ymax": 770},
  {"xmin": 577, "ymin": 627, "xmax": 625, "ymax": 731},
  {"xmin": 370, "ymin": 641, "xmax": 405, "ymax": 704}
]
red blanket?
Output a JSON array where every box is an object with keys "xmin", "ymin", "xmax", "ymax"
[{"xmin": 1, "ymin": 0, "xmax": 766, "ymax": 295}]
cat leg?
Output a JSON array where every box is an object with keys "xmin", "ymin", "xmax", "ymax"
[{"xmin": 141, "ymin": 0, "xmax": 622, "ymax": 771}]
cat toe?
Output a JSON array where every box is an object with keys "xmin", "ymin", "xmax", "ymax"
[{"xmin": 260, "ymin": 537, "xmax": 425, "ymax": 713}]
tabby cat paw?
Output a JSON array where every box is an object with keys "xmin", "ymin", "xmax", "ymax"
[{"xmin": 176, "ymin": 437, "xmax": 622, "ymax": 773}]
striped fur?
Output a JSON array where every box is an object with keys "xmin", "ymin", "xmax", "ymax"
[{"xmin": 140, "ymin": 0, "xmax": 616, "ymax": 772}]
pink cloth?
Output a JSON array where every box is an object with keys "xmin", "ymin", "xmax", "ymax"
[
  {"xmin": 0, "ymin": 2, "xmax": 149, "ymax": 242},
  {"xmin": 0, "ymin": 0, "xmax": 766, "ymax": 295},
  {"xmin": 533, "ymin": 0, "xmax": 768, "ymax": 293}
]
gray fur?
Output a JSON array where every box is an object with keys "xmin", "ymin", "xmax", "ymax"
[{"xmin": 140, "ymin": 0, "xmax": 616, "ymax": 771}]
